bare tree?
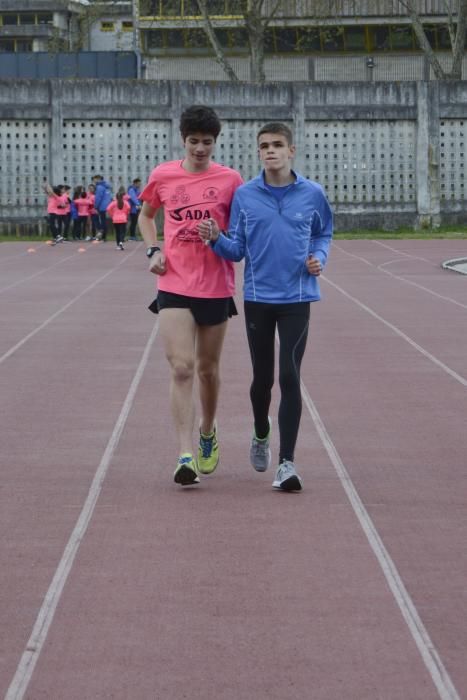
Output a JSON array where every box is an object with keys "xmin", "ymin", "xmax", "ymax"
[
  {"xmin": 197, "ymin": 0, "xmax": 281, "ymax": 83},
  {"xmin": 399, "ymin": 0, "xmax": 467, "ymax": 79}
]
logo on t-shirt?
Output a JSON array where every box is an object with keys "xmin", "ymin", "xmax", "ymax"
[
  {"xmin": 169, "ymin": 201, "xmax": 216, "ymax": 222},
  {"xmin": 170, "ymin": 185, "xmax": 190, "ymax": 205},
  {"xmin": 203, "ymin": 187, "xmax": 219, "ymax": 200}
]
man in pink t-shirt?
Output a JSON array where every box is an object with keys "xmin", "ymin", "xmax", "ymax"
[{"xmin": 139, "ymin": 105, "xmax": 243, "ymax": 486}]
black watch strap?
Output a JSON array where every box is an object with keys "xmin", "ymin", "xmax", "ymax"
[{"xmin": 147, "ymin": 246, "xmax": 161, "ymax": 258}]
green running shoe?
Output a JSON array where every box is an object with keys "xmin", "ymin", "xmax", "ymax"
[
  {"xmin": 197, "ymin": 424, "xmax": 219, "ymax": 475},
  {"xmin": 174, "ymin": 454, "xmax": 199, "ymax": 486}
]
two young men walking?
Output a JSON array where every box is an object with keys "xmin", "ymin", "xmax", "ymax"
[{"xmin": 139, "ymin": 106, "xmax": 333, "ymax": 492}]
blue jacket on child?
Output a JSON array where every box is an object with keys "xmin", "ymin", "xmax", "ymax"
[{"xmin": 211, "ymin": 171, "xmax": 333, "ymax": 304}]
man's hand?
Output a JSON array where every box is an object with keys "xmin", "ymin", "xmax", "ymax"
[
  {"xmin": 306, "ymin": 255, "xmax": 322, "ymax": 276},
  {"xmin": 149, "ymin": 251, "xmax": 167, "ymax": 275},
  {"xmin": 198, "ymin": 218, "xmax": 220, "ymax": 244}
]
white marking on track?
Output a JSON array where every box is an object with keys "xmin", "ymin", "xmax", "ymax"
[
  {"xmin": 322, "ymin": 275, "xmax": 467, "ymax": 386},
  {"xmin": 372, "ymin": 239, "xmax": 431, "ymax": 263},
  {"xmin": 5, "ymin": 319, "xmax": 160, "ymax": 700},
  {"xmin": 300, "ymin": 381, "xmax": 461, "ymax": 700},
  {"xmin": 0, "ymin": 245, "xmax": 141, "ymax": 366},
  {"xmin": 0, "ymin": 252, "xmax": 78, "ymax": 294},
  {"xmin": 333, "ymin": 243, "xmax": 467, "ymax": 310}
]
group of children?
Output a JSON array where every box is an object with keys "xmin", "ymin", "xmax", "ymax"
[{"xmin": 43, "ymin": 176, "xmax": 142, "ymax": 250}]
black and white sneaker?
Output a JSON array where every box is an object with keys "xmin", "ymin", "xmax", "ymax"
[
  {"xmin": 272, "ymin": 460, "xmax": 303, "ymax": 492},
  {"xmin": 118, "ymin": 242, "xmax": 124, "ymax": 251}
]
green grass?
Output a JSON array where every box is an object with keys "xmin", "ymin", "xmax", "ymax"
[{"xmin": 1, "ymin": 227, "xmax": 467, "ymax": 242}]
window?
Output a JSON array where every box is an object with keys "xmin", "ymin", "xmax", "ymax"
[
  {"xmin": 297, "ymin": 27, "xmax": 321, "ymax": 51},
  {"xmin": 0, "ymin": 39, "xmax": 15, "ymax": 51},
  {"xmin": 166, "ymin": 28, "xmax": 185, "ymax": 47},
  {"xmin": 2, "ymin": 14, "xmax": 18, "ymax": 26},
  {"xmin": 121, "ymin": 21, "xmax": 134, "ymax": 32},
  {"xmin": 322, "ymin": 27, "xmax": 344, "ymax": 51},
  {"xmin": 37, "ymin": 14, "xmax": 53, "ymax": 25},
  {"xmin": 372, "ymin": 26, "xmax": 390, "ymax": 51},
  {"xmin": 185, "ymin": 28, "xmax": 208, "ymax": 48},
  {"xmin": 391, "ymin": 26, "xmax": 414, "ymax": 50},
  {"xmin": 16, "ymin": 40, "xmax": 33, "ymax": 51},
  {"xmin": 345, "ymin": 26, "xmax": 366, "ymax": 51},
  {"xmin": 275, "ymin": 28, "xmax": 298, "ymax": 52},
  {"xmin": 101, "ymin": 21, "xmax": 115, "ymax": 32},
  {"xmin": 19, "ymin": 14, "xmax": 35, "ymax": 25},
  {"xmin": 438, "ymin": 26, "xmax": 451, "ymax": 49},
  {"xmin": 161, "ymin": 0, "xmax": 181, "ymax": 16},
  {"xmin": 146, "ymin": 30, "xmax": 165, "ymax": 48}
]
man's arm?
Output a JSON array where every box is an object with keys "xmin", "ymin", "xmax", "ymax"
[
  {"xmin": 139, "ymin": 201, "xmax": 166, "ymax": 275},
  {"xmin": 197, "ymin": 196, "xmax": 246, "ymax": 261},
  {"xmin": 308, "ymin": 189, "xmax": 333, "ymax": 270}
]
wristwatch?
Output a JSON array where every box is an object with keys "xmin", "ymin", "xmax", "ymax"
[{"xmin": 146, "ymin": 246, "xmax": 161, "ymax": 258}]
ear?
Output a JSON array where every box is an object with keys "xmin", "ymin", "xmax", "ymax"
[{"xmin": 289, "ymin": 144, "xmax": 296, "ymax": 158}]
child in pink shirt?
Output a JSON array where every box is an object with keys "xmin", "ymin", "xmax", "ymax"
[{"xmin": 107, "ymin": 190, "xmax": 131, "ymax": 250}]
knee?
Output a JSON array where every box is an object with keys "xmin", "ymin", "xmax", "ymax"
[
  {"xmin": 279, "ymin": 367, "xmax": 299, "ymax": 393},
  {"xmin": 171, "ymin": 359, "xmax": 194, "ymax": 384},
  {"xmin": 197, "ymin": 363, "xmax": 218, "ymax": 385}
]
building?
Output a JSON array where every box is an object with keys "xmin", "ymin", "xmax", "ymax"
[
  {"xmin": 137, "ymin": 0, "xmax": 466, "ymax": 81},
  {"xmin": 1, "ymin": 1, "xmax": 465, "ymax": 81},
  {"xmin": 0, "ymin": 0, "xmax": 87, "ymax": 53},
  {"xmin": 0, "ymin": 0, "xmax": 133, "ymax": 53}
]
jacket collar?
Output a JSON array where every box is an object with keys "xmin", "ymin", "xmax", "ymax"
[{"xmin": 255, "ymin": 169, "xmax": 302, "ymax": 190}]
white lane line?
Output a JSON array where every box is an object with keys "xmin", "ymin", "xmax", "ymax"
[
  {"xmin": 0, "ymin": 252, "xmax": 79, "ymax": 294},
  {"xmin": 372, "ymin": 240, "xmax": 431, "ymax": 263},
  {"xmin": 377, "ymin": 260, "xmax": 467, "ymax": 311},
  {"xmin": 0, "ymin": 245, "xmax": 141, "ymax": 366},
  {"xmin": 332, "ymin": 243, "xmax": 373, "ymax": 266},
  {"xmin": 322, "ymin": 275, "xmax": 467, "ymax": 387},
  {"xmin": 5, "ymin": 318, "xmax": 160, "ymax": 700},
  {"xmin": 300, "ymin": 380, "xmax": 461, "ymax": 700},
  {"xmin": 333, "ymin": 244, "xmax": 467, "ymax": 310}
]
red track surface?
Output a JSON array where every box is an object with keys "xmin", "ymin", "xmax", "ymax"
[{"xmin": 1, "ymin": 239, "xmax": 466, "ymax": 699}]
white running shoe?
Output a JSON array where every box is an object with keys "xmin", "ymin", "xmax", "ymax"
[
  {"xmin": 272, "ymin": 460, "xmax": 303, "ymax": 492},
  {"xmin": 250, "ymin": 417, "xmax": 271, "ymax": 472}
]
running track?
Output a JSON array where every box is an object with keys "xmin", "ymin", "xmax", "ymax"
[{"xmin": 0, "ymin": 239, "xmax": 466, "ymax": 700}]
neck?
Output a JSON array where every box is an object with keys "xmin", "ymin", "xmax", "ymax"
[
  {"xmin": 264, "ymin": 168, "xmax": 295, "ymax": 186},
  {"xmin": 181, "ymin": 159, "xmax": 210, "ymax": 174}
]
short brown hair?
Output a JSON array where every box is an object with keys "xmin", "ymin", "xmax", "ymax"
[{"xmin": 257, "ymin": 122, "xmax": 293, "ymax": 145}]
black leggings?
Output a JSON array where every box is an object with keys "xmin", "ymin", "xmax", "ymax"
[{"xmin": 244, "ymin": 301, "xmax": 310, "ymax": 463}]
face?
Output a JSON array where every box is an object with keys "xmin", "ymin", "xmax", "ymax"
[
  {"xmin": 258, "ymin": 132, "xmax": 295, "ymax": 173},
  {"xmin": 183, "ymin": 132, "xmax": 216, "ymax": 171}
]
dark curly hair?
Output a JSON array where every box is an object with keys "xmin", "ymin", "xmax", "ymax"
[{"xmin": 179, "ymin": 105, "xmax": 221, "ymax": 140}]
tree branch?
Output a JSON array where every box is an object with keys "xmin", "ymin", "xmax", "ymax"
[{"xmin": 196, "ymin": 0, "xmax": 239, "ymax": 81}]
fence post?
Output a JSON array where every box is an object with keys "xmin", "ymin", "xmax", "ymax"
[
  {"xmin": 48, "ymin": 80, "xmax": 64, "ymax": 186},
  {"xmin": 292, "ymin": 84, "xmax": 305, "ymax": 175},
  {"xmin": 416, "ymin": 81, "xmax": 440, "ymax": 229}
]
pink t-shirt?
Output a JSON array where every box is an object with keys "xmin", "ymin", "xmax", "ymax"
[
  {"xmin": 47, "ymin": 194, "xmax": 64, "ymax": 215},
  {"xmin": 140, "ymin": 160, "xmax": 243, "ymax": 298},
  {"xmin": 75, "ymin": 196, "xmax": 91, "ymax": 218},
  {"xmin": 107, "ymin": 199, "xmax": 131, "ymax": 223}
]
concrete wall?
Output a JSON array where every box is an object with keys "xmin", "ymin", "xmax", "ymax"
[{"xmin": 1, "ymin": 78, "xmax": 466, "ymax": 232}]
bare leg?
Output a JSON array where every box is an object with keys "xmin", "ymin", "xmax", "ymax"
[
  {"xmin": 196, "ymin": 321, "xmax": 228, "ymax": 435},
  {"xmin": 159, "ymin": 308, "xmax": 197, "ymax": 456}
]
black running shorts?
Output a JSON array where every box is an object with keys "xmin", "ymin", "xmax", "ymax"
[{"xmin": 149, "ymin": 291, "xmax": 238, "ymax": 326}]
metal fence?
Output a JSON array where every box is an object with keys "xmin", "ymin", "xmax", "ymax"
[{"xmin": 0, "ymin": 52, "xmax": 137, "ymax": 80}]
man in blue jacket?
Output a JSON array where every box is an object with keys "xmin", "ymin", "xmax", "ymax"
[
  {"xmin": 93, "ymin": 174, "xmax": 112, "ymax": 241},
  {"xmin": 198, "ymin": 122, "xmax": 333, "ymax": 492},
  {"xmin": 127, "ymin": 178, "xmax": 142, "ymax": 240}
]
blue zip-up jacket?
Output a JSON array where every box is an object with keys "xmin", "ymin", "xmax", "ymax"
[
  {"xmin": 94, "ymin": 179, "xmax": 112, "ymax": 212},
  {"xmin": 127, "ymin": 184, "xmax": 141, "ymax": 214},
  {"xmin": 211, "ymin": 171, "xmax": 333, "ymax": 303}
]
